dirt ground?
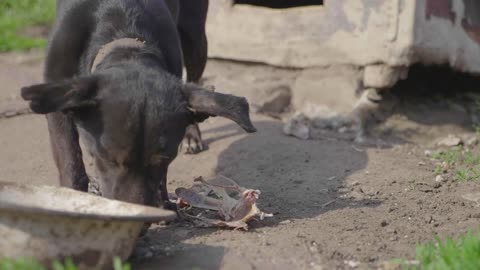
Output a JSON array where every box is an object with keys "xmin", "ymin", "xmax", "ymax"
[{"xmin": 1, "ymin": 51, "xmax": 480, "ymax": 270}]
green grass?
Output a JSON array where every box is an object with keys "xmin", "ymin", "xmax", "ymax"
[
  {"xmin": 431, "ymin": 147, "xmax": 461, "ymax": 166},
  {"xmin": 432, "ymin": 147, "xmax": 480, "ymax": 181},
  {"xmin": 398, "ymin": 229, "xmax": 480, "ymax": 270},
  {"xmin": 0, "ymin": 258, "xmax": 45, "ymax": 270},
  {"xmin": 0, "ymin": 0, "xmax": 55, "ymax": 52},
  {"xmin": 474, "ymin": 125, "xmax": 480, "ymax": 136},
  {"xmin": 0, "ymin": 257, "xmax": 131, "ymax": 270}
]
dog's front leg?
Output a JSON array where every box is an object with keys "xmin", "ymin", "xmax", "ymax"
[
  {"xmin": 178, "ymin": 0, "xmax": 209, "ymax": 154},
  {"xmin": 43, "ymin": 10, "xmax": 93, "ymax": 191},
  {"xmin": 46, "ymin": 113, "xmax": 89, "ymax": 191},
  {"xmin": 151, "ymin": 164, "xmax": 177, "ymax": 211}
]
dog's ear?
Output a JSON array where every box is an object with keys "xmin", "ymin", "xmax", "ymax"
[
  {"xmin": 21, "ymin": 76, "xmax": 100, "ymax": 114},
  {"xmin": 182, "ymin": 83, "xmax": 257, "ymax": 133}
]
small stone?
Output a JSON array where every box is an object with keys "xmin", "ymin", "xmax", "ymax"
[
  {"xmin": 3, "ymin": 110, "xmax": 17, "ymax": 117},
  {"xmin": 349, "ymin": 181, "xmax": 360, "ymax": 187},
  {"xmin": 433, "ymin": 182, "xmax": 442, "ymax": 189},
  {"xmin": 418, "ymin": 161, "xmax": 426, "ymax": 166},
  {"xmin": 436, "ymin": 135, "xmax": 463, "ymax": 147},
  {"xmin": 344, "ymin": 260, "xmax": 360, "ymax": 268},
  {"xmin": 380, "ymin": 220, "xmax": 389, "ymax": 227},
  {"xmin": 441, "ymin": 162, "xmax": 450, "ymax": 173},
  {"xmin": 417, "ymin": 183, "xmax": 434, "ymax": 193},
  {"xmin": 426, "ymin": 216, "xmax": 434, "ymax": 224},
  {"xmin": 465, "ymin": 136, "xmax": 479, "ymax": 146},
  {"xmin": 435, "ymin": 175, "xmax": 446, "ymax": 183},
  {"xmin": 338, "ymin": 126, "xmax": 348, "ymax": 133},
  {"xmin": 279, "ymin": 219, "xmax": 292, "ymax": 225},
  {"xmin": 144, "ymin": 251, "xmax": 153, "ymax": 258},
  {"xmin": 150, "ymin": 246, "xmax": 162, "ymax": 251},
  {"xmin": 88, "ymin": 180, "xmax": 102, "ymax": 196},
  {"xmin": 424, "ymin": 150, "xmax": 432, "ymax": 157},
  {"xmin": 283, "ymin": 113, "xmax": 310, "ymax": 140},
  {"xmin": 386, "ymin": 228, "xmax": 397, "ymax": 234}
]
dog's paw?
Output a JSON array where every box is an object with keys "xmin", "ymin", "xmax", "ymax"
[
  {"xmin": 87, "ymin": 179, "xmax": 102, "ymax": 196},
  {"xmin": 182, "ymin": 124, "xmax": 204, "ymax": 154}
]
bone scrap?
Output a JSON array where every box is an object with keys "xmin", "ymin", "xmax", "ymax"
[{"xmin": 174, "ymin": 175, "xmax": 273, "ymax": 230}]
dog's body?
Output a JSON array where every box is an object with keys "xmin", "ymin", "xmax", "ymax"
[{"xmin": 21, "ymin": 0, "xmax": 256, "ymax": 208}]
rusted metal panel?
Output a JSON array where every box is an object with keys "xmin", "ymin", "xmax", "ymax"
[
  {"xmin": 413, "ymin": 0, "xmax": 480, "ymax": 73},
  {"xmin": 425, "ymin": 0, "xmax": 456, "ymax": 23}
]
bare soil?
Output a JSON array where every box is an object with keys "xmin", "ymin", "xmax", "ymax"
[{"xmin": 1, "ymin": 51, "xmax": 480, "ymax": 270}]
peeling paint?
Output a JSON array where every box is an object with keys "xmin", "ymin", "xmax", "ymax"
[
  {"xmin": 322, "ymin": 0, "xmax": 355, "ymax": 35},
  {"xmin": 322, "ymin": 0, "xmax": 386, "ymax": 37},
  {"xmin": 426, "ymin": 0, "xmax": 456, "ymax": 23},
  {"xmin": 361, "ymin": 0, "xmax": 387, "ymax": 30}
]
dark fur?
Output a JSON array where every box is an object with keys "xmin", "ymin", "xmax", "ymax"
[{"xmin": 21, "ymin": 0, "xmax": 255, "ymax": 209}]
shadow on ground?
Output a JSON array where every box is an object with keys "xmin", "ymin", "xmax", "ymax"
[
  {"xmin": 210, "ymin": 121, "xmax": 375, "ymax": 223},
  {"xmin": 133, "ymin": 119, "xmax": 380, "ymax": 269}
]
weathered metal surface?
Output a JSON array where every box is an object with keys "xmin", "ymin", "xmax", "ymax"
[
  {"xmin": 0, "ymin": 182, "xmax": 176, "ymax": 270},
  {"xmin": 206, "ymin": 0, "xmax": 407, "ymax": 68},
  {"xmin": 206, "ymin": 0, "xmax": 480, "ymax": 73},
  {"xmin": 413, "ymin": 0, "xmax": 480, "ymax": 73}
]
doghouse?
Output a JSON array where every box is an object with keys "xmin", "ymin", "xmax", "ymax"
[{"xmin": 205, "ymin": 0, "xmax": 480, "ymax": 112}]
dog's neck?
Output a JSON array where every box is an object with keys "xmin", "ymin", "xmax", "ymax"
[{"xmin": 91, "ymin": 38, "xmax": 146, "ymax": 72}]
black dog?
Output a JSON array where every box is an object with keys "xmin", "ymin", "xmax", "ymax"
[{"xmin": 21, "ymin": 0, "xmax": 256, "ymax": 208}]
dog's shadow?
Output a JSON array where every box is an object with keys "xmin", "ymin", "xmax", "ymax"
[
  {"xmin": 133, "ymin": 119, "xmax": 378, "ymax": 269},
  {"xmin": 209, "ymin": 120, "xmax": 377, "ymax": 221}
]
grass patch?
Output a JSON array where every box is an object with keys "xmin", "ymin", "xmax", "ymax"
[
  {"xmin": 0, "ymin": 0, "xmax": 55, "ymax": 52},
  {"xmin": 432, "ymin": 146, "xmax": 480, "ymax": 181},
  {"xmin": 431, "ymin": 147, "xmax": 461, "ymax": 165},
  {"xmin": 0, "ymin": 257, "xmax": 131, "ymax": 270},
  {"xmin": 396, "ymin": 229, "xmax": 480, "ymax": 270}
]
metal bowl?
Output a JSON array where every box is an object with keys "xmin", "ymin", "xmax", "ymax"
[{"xmin": 0, "ymin": 181, "xmax": 175, "ymax": 269}]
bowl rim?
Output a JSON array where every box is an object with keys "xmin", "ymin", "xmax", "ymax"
[{"xmin": 0, "ymin": 181, "xmax": 176, "ymax": 222}]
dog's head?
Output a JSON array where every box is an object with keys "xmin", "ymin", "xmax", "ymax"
[{"xmin": 21, "ymin": 68, "xmax": 256, "ymax": 206}]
